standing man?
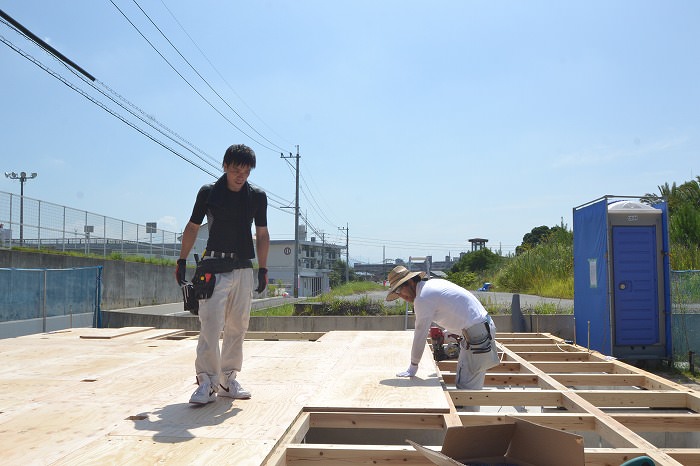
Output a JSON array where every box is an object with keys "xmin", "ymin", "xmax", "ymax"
[
  {"xmin": 176, "ymin": 144, "xmax": 270, "ymax": 405},
  {"xmin": 386, "ymin": 266, "xmax": 499, "ymax": 410}
]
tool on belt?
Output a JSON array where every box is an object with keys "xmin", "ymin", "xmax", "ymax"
[
  {"xmin": 181, "ymin": 254, "xmax": 200, "ymax": 315},
  {"xmin": 430, "ymin": 327, "xmax": 462, "ymax": 361},
  {"xmin": 462, "ymin": 320, "xmax": 493, "ymax": 354}
]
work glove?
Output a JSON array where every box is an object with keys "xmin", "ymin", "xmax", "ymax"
[
  {"xmin": 397, "ymin": 363, "xmax": 418, "ymax": 378},
  {"xmin": 175, "ymin": 259, "xmax": 187, "ymax": 285},
  {"xmin": 255, "ymin": 267, "xmax": 268, "ymax": 293}
]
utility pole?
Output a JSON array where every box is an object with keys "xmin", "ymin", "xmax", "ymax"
[
  {"xmin": 281, "ymin": 146, "xmax": 300, "ymax": 297},
  {"xmin": 320, "ymin": 232, "xmax": 325, "ymax": 269},
  {"xmin": 338, "ymin": 223, "xmax": 349, "ymax": 284}
]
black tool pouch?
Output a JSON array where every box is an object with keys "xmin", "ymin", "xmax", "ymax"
[{"xmin": 192, "ymin": 270, "xmax": 216, "ymax": 300}]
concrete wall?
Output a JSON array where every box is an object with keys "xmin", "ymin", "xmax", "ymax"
[
  {"xmin": 0, "ymin": 313, "xmax": 94, "ymax": 339},
  {"xmin": 0, "ymin": 249, "xmax": 181, "ymax": 310},
  {"xmin": 99, "ymin": 311, "xmax": 577, "ymax": 341}
]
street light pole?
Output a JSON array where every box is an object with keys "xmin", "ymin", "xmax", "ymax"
[{"xmin": 5, "ymin": 171, "xmax": 38, "ymax": 245}]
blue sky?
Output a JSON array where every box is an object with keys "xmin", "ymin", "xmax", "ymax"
[{"xmin": 1, "ymin": 1, "xmax": 697, "ymax": 265}]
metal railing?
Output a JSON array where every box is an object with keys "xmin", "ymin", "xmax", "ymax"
[{"xmin": 0, "ymin": 190, "xmax": 180, "ymax": 258}]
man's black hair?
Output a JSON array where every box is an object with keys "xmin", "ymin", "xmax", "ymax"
[{"xmin": 223, "ymin": 144, "xmax": 256, "ymax": 169}]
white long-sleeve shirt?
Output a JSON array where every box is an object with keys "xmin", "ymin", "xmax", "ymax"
[{"xmin": 410, "ymin": 279, "xmax": 489, "ymax": 366}]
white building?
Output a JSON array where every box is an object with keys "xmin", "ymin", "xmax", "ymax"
[{"xmin": 267, "ymin": 226, "xmax": 344, "ymax": 297}]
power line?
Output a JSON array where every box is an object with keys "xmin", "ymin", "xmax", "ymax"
[
  {"xmin": 0, "ymin": 30, "xmax": 221, "ymax": 177},
  {"xmin": 157, "ymin": 0, "xmax": 294, "ymax": 149},
  {"xmin": 1, "ymin": 16, "xmax": 297, "ymax": 214},
  {"xmin": 108, "ymin": 0, "xmax": 281, "ymax": 154},
  {"xmin": 129, "ymin": 0, "xmax": 289, "ymax": 154}
]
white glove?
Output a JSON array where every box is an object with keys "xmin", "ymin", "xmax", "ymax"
[{"xmin": 397, "ymin": 363, "xmax": 418, "ymax": 377}]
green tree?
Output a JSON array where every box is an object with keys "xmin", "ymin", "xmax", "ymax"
[
  {"xmin": 642, "ymin": 181, "xmax": 683, "ymax": 213},
  {"xmin": 450, "ymin": 248, "xmax": 503, "ymax": 273},
  {"xmin": 329, "ymin": 259, "xmax": 356, "ymax": 287},
  {"xmin": 643, "ymin": 177, "xmax": 700, "ymax": 250},
  {"xmin": 516, "ymin": 225, "xmax": 551, "ymax": 255},
  {"xmin": 670, "ymin": 202, "xmax": 700, "ymax": 247}
]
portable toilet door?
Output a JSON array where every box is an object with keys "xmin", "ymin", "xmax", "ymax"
[{"xmin": 607, "ymin": 201, "xmax": 669, "ymax": 360}]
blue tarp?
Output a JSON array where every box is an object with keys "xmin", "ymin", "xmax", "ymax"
[
  {"xmin": 0, "ymin": 266, "xmax": 102, "ymax": 325},
  {"xmin": 573, "ymin": 198, "xmax": 611, "ymax": 353}
]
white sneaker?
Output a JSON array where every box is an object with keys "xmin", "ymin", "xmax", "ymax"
[
  {"xmin": 219, "ymin": 377, "xmax": 251, "ymax": 399},
  {"xmin": 189, "ymin": 375, "xmax": 216, "ymax": 405}
]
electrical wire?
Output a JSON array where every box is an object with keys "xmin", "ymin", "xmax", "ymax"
[
  {"xmin": 129, "ymin": 0, "xmax": 290, "ymax": 154},
  {"xmin": 157, "ymin": 0, "xmax": 294, "ymax": 149},
  {"xmin": 0, "ymin": 31, "xmax": 220, "ymax": 177},
  {"xmin": 2, "ymin": 19, "xmax": 295, "ymax": 217},
  {"xmin": 2, "ymin": 11, "xmax": 511, "ymax": 262},
  {"xmin": 108, "ymin": 0, "xmax": 281, "ymax": 154}
]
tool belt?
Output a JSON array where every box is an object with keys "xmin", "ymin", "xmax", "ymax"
[
  {"xmin": 461, "ymin": 320, "xmax": 493, "ymax": 354},
  {"xmin": 199, "ymin": 256, "xmax": 252, "ymax": 273},
  {"xmin": 192, "ymin": 257, "xmax": 252, "ymax": 300}
]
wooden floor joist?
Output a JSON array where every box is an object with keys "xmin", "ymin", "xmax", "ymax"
[{"xmin": 1, "ymin": 329, "xmax": 698, "ymax": 465}]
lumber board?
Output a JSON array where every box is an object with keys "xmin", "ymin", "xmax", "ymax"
[
  {"xmin": 577, "ymin": 390, "xmax": 691, "ymax": 409},
  {"xmin": 52, "ymin": 436, "xmax": 274, "ymax": 466},
  {"xmin": 78, "ymin": 326, "xmax": 154, "ymax": 339},
  {"xmin": 458, "ymin": 412, "xmax": 597, "ymax": 430},
  {"xmin": 284, "ymin": 444, "xmax": 432, "ymax": 465},
  {"xmin": 515, "ymin": 351, "xmax": 592, "ymax": 361},
  {"xmin": 307, "ymin": 412, "xmax": 447, "ymax": 430},
  {"xmin": 449, "ymin": 389, "xmax": 564, "ymax": 407},
  {"xmin": 244, "ymin": 331, "xmax": 325, "ymax": 341},
  {"xmin": 614, "ymin": 413, "xmax": 700, "ymax": 431},
  {"xmin": 551, "ymin": 373, "xmax": 648, "ymax": 387},
  {"xmin": 532, "ymin": 361, "xmax": 617, "ymax": 373},
  {"xmin": 3, "ymin": 328, "xmax": 699, "ymax": 466},
  {"xmin": 441, "ymin": 372, "xmax": 541, "ymax": 387}
]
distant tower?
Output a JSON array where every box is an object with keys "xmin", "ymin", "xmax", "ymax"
[{"xmin": 468, "ymin": 238, "xmax": 488, "ymax": 252}]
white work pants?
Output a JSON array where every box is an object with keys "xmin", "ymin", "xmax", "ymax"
[{"xmin": 195, "ymin": 268, "xmax": 253, "ymax": 386}]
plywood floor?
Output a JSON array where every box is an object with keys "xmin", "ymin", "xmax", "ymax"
[
  {"xmin": 0, "ymin": 328, "xmax": 444, "ymax": 465},
  {"xmin": 2, "ymin": 328, "xmax": 699, "ymax": 465}
]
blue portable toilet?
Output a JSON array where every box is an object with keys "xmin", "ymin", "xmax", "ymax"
[{"xmin": 573, "ymin": 196, "xmax": 672, "ymax": 361}]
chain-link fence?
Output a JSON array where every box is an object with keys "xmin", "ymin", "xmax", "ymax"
[
  {"xmin": 671, "ymin": 270, "xmax": 700, "ymax": 369},
  {"xmin": 0, "ymin": 190, "xmax": 179, "ymax": 258}
]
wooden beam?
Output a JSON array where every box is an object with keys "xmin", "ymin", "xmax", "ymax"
[
  {"xmin": 532, "ymin": 361, "xmax": 616, "ymax": 373},
  {"xmin": 458, "ymin": 412, "xmax": 597, "ymax": 430},
  {"xmin": 577, "ymin": 390, "xmax": 690, "ymax": 409},
  {"xmin": 449, "ymin": 389, "xmax": 564, "ymax": 407},
  {"xmin": 515, "ymin": 351, "xmax": 591, "ymax": 361},
  {"xmin": 614, "ymin": 413, "xmax": 700, "ymax": 432},
  {"xmin": 441, "ymin": 373, "xmax": 540, "ymax": 387},
  {"xmin": 307, "ymin": 412, "xmax": 446, "ymax": 430},
  {"xmin": 284, "ymin": 444, "xmax": 432, "ymax": 465},
  {"xmin": 551, "ymin": 373, "xmax": 648, "ymax": 387},
  {"xmin": 499, "ymin": 344, "xmax": 685, "ymax": 464}
]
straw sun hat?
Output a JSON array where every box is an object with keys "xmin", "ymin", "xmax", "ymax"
[{"xmin": 385, "ymin": 266, "xmax": 426, "ymax": 301}]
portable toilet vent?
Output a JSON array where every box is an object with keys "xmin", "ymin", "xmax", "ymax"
[{"xmin": 573, "ymin": 196, "xmax": 672, "ymax": 361}]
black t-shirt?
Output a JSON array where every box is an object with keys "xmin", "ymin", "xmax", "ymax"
[{"xmin": 189, "ymin": 177, "xmax": 267, "ymax": 259}]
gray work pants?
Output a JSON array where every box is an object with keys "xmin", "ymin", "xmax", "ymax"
[{"xmin": 456, "ymin": 317, "xmax": 499, "ymax": 411}]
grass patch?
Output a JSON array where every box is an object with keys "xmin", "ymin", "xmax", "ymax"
[{"xmin": 253, "ymin": 303, "xmax": 295, "ymax": 316}]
